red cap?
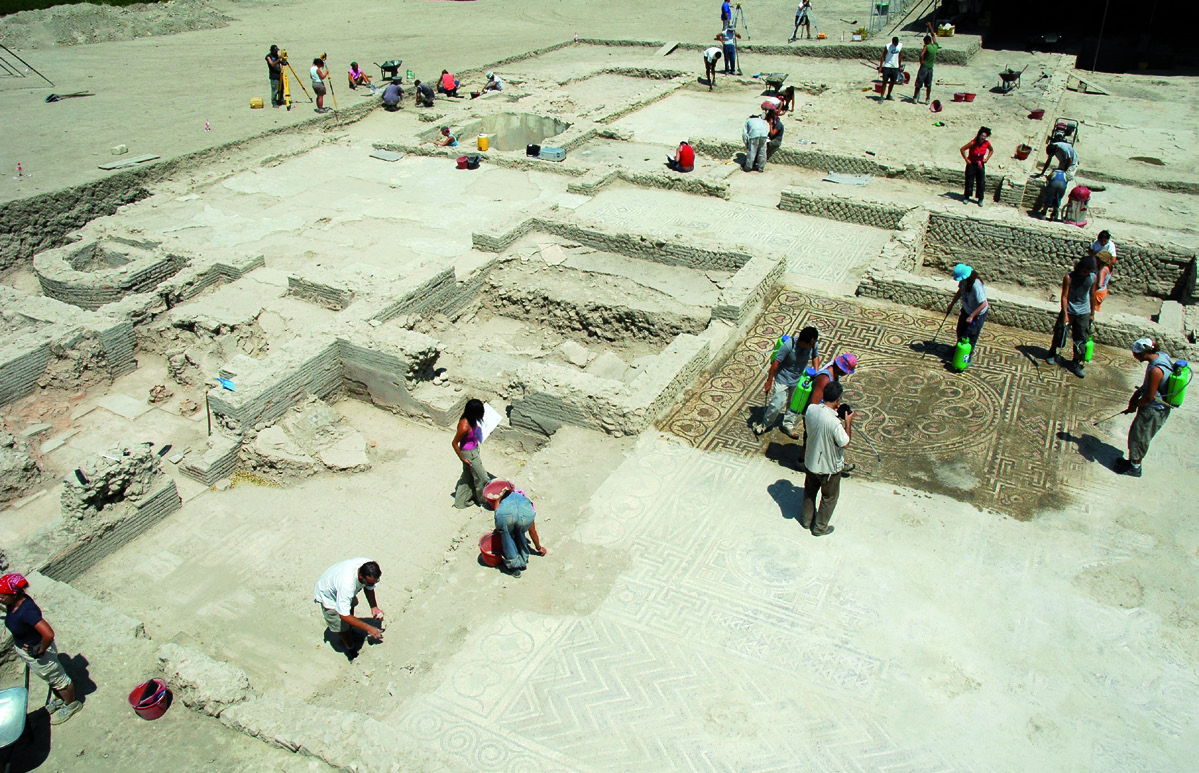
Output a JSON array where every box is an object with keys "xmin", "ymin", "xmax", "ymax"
[{"xmin": 0, "ymin": 573, "xmax": 29, "ymax": 594}]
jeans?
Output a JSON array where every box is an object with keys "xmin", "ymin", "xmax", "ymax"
[
  {"xmin": 494, "ymin": 498, "xmax": 535, "ymax": 569},
  {"xmin": 745, "ymin": 136, "xmax": 767, "ymax": 171},
  {"xmin": 964, "ymin": 161, "xmax": 985, "ymax": 201},
  {"xmin": 1051, "ymin": 311, "xmax": 1090, "ymax": 362},
  {"xmin": 723, "ymin": 44, "xmax": 737, "ymax": 72},
  {"xmin": 801, "ymin": 471, "xmax": 841, "ymax": 534},
  {"xmin": 956, "ymin": 310, "xmax": 987, "ymax": 352},
  {"xmin": 270, "ymin": 77, "xmax": 281, "ymax": 105},
  {"xmin": 453, "ymin": 447, "xmax": 489, "ymax": 508},
  {"xmin": 763, "ymin": 381, "xmax": 800, "ymax": 431}
]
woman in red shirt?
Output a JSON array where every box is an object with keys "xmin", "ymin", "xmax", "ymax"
[
  {"xmin": 669, "ymin": 140, "xmax": 695, "ymax": 173},
  {"xmin": 959, "ymin": 126, "xmax": 993, "ymax": 207}
]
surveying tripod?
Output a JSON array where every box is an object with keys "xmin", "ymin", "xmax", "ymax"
[
  {"xmin": 726, "ymin": 3, "xmax": 750, "ymax": 76},
  {"xmin": 277, "ymin": 48, "xmax": 313, "ymax": 111}
]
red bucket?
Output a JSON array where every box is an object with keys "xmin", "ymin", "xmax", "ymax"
[
  {"xmin": 903, "ymin": 70, "xmax": 911, "ymax": 84},
  {"xmin": 963, "ymin": 92, "xmax": 976, "ymax": 102},
  {"xmin": 952, "ymin": 92, "xmax": 965, "ymax": 102},
  {"xmin": 128, "ymin": 679, "xmax": 171, "ymax": 720},
  {"xmin": 873, "ymin": 82, "xmax": 885, "ymax": 94},
  {"xmin": 456, "ymin": 155, "xmax": 468, "ymax": 169},
  {"xmin": 1029, "ymin": 108, "xmax": 1045, "ymax": 120},
  {"xmin": 1015, "ymin": 144, "xmax": 1032, "ymax": 160},
  {"xmin": 479, "ymin": 531, "xmax": 500, "ymax": 567}
]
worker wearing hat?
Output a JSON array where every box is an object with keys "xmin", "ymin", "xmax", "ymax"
[
  {"xmin": 1115, "ymin": 337, "xmax": 1177, "ymax": 477},
  {"xmin": 0, "ymin": 573, "xmax": 84, "ymax": 724},
  {"xmin": 347, "ymin": 61, "xmax": 372, "ymax": 90},
  {"xmin": 946, "ymin": 263, "xmax": 989, "ymax": 365},
  {"xmin": 799, "ymin": 353, "xmax": 858, "ymax": 468}
]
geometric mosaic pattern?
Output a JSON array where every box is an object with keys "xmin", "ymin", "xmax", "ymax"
[{"xmin": 662, "ymin": 290, "xmax": 1138, "ymax": 519}]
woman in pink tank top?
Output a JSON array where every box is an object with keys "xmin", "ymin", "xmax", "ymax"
[{"xmin": 452, "ymin": 399, "xmax": 491, "ymax": 508}]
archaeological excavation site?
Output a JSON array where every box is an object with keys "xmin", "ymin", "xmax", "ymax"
[{"xmin": 0, "ymin": 0, "xmax": 1197, "ymax": 770}]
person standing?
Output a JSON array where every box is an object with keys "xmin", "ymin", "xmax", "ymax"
[
  {"xmin": 878, "ymin": 36, "xmax": 902, "ymax": 100},
  {"xmin": 311, "ymin": 57, "xmax": 330, "ymax": 113},
  {"xmin": 755, "ymin": 326, "xmax": 820, "ymax": 438},
  {"xmin": 742, "ymin": 113, "xmax": 769, "ymax": 172},
  {"xmin": 1092, "ymin": 249, "xmax": 1117, "ymax": 316},
  {"xmin": 452, "ymin": 398, "xmax": 491, "ymax": 508},
  {"xmin": 790, "ymin": 0, "xmax": 813, "ymax": 42},
  {"xmin": 801, "ymin": 381, "xmax": 852, "ymax": 537},
  {"xmin": 721, "ymin": 0, "xmax": 732, "ymax": 26},
  {"xmin": 1048, "ymin": 256, "xmax": 1096, "ymax": 377},
  {"xmin": 911, "ymin": 34, "xmax": 938, "ymax": 104},
  {"xmin": 702, "ymin": 46, "xmax": 722, "ymax": 89},
  {"xmin": 959, "ymin": 126, "xmax": 993, "ymax": 207},
  {"xmin": 1038, "ymin": 134, "xmax": 1079, "ymax": 181},
  {"xmin": 717, "ymin": 25, "xmax": 741, "ymax": 75},
  {"xmin": 486, "ymin": 481, "xmax": 546, "ymax": 578},
  {"xmin": 1115, "ymin": 338, "xmax": 1178, "ymax": 477},
  {"xmin": 945, "ymin": 263, "xmax": 989, "ymax": 364},
  {"xmin": 266, "ymin": 45, "xmax": 284, "ymax": 107},
  {"xmin": 313, "ymin": 559, "xmax": 384, "ymax": 656},
  {"xmin": 1, "ymin": 574, "xmax": 84, "ymax": 725}
]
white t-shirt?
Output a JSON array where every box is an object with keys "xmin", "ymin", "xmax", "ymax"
[
  {"xmin": 803, "ymin": 403, "xmax": 850, "ymax": 475},
  {"xmin": 487, "ymin": 76, "xmax": 504, "ymax": 90},
  {"xmin": 704, "ymin": 46, "xmax": 722, "ymax": 62},
  {"xmin": 883, "ymin": 43, "xmax": 902, "ymax": 68},
  {"xmin": 313, "ymin": 557, "xmax": 374, "ymax": 616},
  {"xmin": 1090, "ymin": 239, "xmax": 1117, "ymax": 258}
]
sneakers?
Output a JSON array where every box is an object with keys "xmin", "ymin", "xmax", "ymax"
[
  {"xmin": 812, "ymin": 525, "xmax": 835, "ymax": 537},
  {"xmin": 1072, "ymin": 362, "xmax": 1086, "ymax": 378},
  {"xmin": 45, "ymin": 696, "xmax": 65, "ymax": 715},
  {"xmin": 751, "ymin": 422, "xmax": 766, "ymax": 437},
  {"xmin": 1114, "ymin": 458, "xmax": 1142, "ymax": 477},
  {"xmin": 783, "ymin": 428, "xmax": 801, "ymax": 440},
  {"xmin": 50, "ymin": 701, "xmax": 83, "ymax": 725}
]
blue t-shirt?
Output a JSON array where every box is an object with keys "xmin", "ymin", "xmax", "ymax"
[
  {"xmin": 775, "ymin": 337, "xmax": 819, "ymax": 387},
  {"xmin": 722, "ymin": 1, "xmax": 731, "ymax": 21},
  {"xmin": 4, "ymin": 597, "xmax": 44, "ymax": 651}
]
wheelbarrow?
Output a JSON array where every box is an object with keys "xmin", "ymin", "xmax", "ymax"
[
  {"xmin": 998, "ymin": 64, "xmax": 1027, "ymax": 92},
  {"xmin": 374, "ymin": 59, "xmax": 403, "ymax": 82},
  {"xmin": 0, "ymin": 670, "xmax": 29, "ymax": 773},
  {"xmin": 761, "ymin": 72, "xmax": 789, "ymax": 95},
  {"xmin": 1052, "ymin": 117, "xmax": 1080, "ymax": 146}
]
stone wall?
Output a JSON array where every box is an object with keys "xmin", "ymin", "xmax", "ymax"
[
  {"xmin": 713, "ymin": 254, "xmax": 785, "ymax": 323},
  {"xmin": 181, "ymin": 434, "xmax": 241, "ymax": 486},
  {"xmin": 857, "ymin": 269, "xmax": 1197, "ymax": 357},
  {"xmin": 0, "ymin": 286, "xmax": 137, "ymax": 407},
  {"xmin": 582, "ymin": 37, "xmax": 981, "ymax": 66},
  {"xmin": 924, "ymin": 212, "xmax": 1197, "ymax": 299},
  {"xmin": 779, "ymin": 187, "xmax": 911, "ymax": 231},
  {"xmin": 34, "ymin": 235, "xmax": 188, "ymax": 311}
]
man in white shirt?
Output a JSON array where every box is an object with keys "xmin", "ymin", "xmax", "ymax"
[
  {"xmin": 801, "ymin": 380, "xmax": 852, "ymax": 536},
  {"xmin": 878, "ymin": 36, "xmax": 902, "ymax": 100},
  {"xmin": 314, "ymin": 558, "xmax": 384, "ymax": 656},
  {"xmin": 743, "ymin": 114, "xmax": 770, "ymax": 172},
  {"xmin": 703, "ymin": 46, "xmax": 723, "ymax": 89},
  {"xmin": 1088, "ymin": 229, "xmax": 1116, "ymax": 260}
]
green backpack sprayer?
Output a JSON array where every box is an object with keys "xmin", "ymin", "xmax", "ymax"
[{"xmin": 1163, "ymin": 359, "xmax": 1191, "ymax": 408}]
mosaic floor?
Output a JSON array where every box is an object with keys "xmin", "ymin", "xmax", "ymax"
[{"xmin": 662, "ymin": 290, "xmax": 1138, "ymax": 518}]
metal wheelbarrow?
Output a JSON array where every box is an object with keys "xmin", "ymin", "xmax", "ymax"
[
  {"xmin": 998, "ymin": 64, "xmax": 1027, "ymax": 92},
  {"xmin": 0, "ymin": 676, "xmax": 29, "ymax": 773},
  {"xmin": 375, "ymin": 59, "xmax": 403, "ymax": 81}
]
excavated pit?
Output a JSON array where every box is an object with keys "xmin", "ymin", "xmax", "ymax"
[{"xmin": 457, "ymin": 112, "xmax": 570, "ymax": 151}]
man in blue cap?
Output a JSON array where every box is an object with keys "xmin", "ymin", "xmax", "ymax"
[{"xmin": 945, "ymin": 263, "xmax": 989, "ymax": 365}]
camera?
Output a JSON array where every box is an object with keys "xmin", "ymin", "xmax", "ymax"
[{"xmin": 837, "ymin": 403, "xmax": 853, "ymax": 419}]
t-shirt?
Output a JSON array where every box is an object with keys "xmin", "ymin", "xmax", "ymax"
[
  {"xmin": 441, "ymin": 72, "xmax": 457, "ymax": 90},
  {"xmin": 487, "ymin": 76, "xmax": 504, "ymax": 91},
  {"xmin": 382, "ymin": 83, "xmax": 402, "ymax": 106},
  {"xmin": 743, "ymin": 116, "xmax": 769, "ymax": 141},
  {"xmin": 4, "ymin": 597, "xmax": 44, "ymax": 651},
  {"xmin": 803, "ymin": 403, "xmax": 850, "ymax": 475},
  {"xmin": 922, "ymin": 42, "xmax": 939, "ymax": 66},
  {"xmin": 1066, "ymin": 271, "xmax": 1095, "ymax": 316},
  {"xmin": 883, "ymin": 43, "xmax": 902, "ymax": 69},
  {"xmin": 266, "ymin": 53, "xmax": 281, "ymax": 78},
  {"xmin": 769, "ymin": 115, "xmax": 784, "ymax": 141},
  {"xmin": 677, "ymin": 143, "xmax": 695, "ymax": 168},
  {"xmin": 1049, "ymin": 141, "xmax": 1077, "ymax": 166},
  {"xmin": 416, "ymin": 83, "xmax": 434, "ymax": 99},
  {"xmin": 722, "ymin": 0, "xmax": 731, "ymax": 20},
  {"xmin": 796, "ymin": 2, "xmax": 811, "ymax": 19},
  {"xmin": 348, "ymin": 66, "xmax": 364, "ymax": 79},
  {"xmin": 775, "ymin": 337, "xmax": 819, "ymax": 386},
  {"xmin": 966, "ymin": 139, "xmax": 991, "ymax": 163},
  {"xmin": 1090, "ymin": 239, "xmax": 1117, "ymax": 258},
  {"xmin": 445, "ymin": 133, "xmax": 458, "ymax": 147},
  {"xmin": 959, "ymin": 279, "xmax": 987, "ymax": 315},
  {"xmin": 313, "ymin": 557, "xmax": 375, "ymax": 616},
  {"xmin": 704, "ymin": 46, "xmax": 722, "ymax": 62},
  {"xmin": 721, "ymin": 27, "xmax": 737, "ymax": 46}
]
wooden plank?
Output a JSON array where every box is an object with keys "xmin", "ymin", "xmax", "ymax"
[
  {"xmin": 97, "ymin": 154, "xmax": 160, "ymax": 170},
  {"xmin": 656, "ymin": 41, "xmax": 679, "ymax": 57}
]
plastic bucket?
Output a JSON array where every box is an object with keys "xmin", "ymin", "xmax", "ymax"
[
  {"xmin": 129, "ymin": 679, "xmax": 171, "ymax": 720},
  {"xmin": 952, "ymin": 92, "xmax": 965, "ymax": 102},
  {"xmin": 929, "ymin": 99, "xmax": 942, "ymax": 113},
  {"xmin": 456, "ymin": 155, "xmax": 468, "ymax": 169},
  {"xmin": 479, "ymin": 532, "xmax": 500, "ymax": 566},
  {"xmin": 1015, "ymin": 144, "xmax": 1032, "ymax": 160},
  {"xmin": 903, "ymin": 70, "xmax": 912, "ymax": 84},
  {"xmin": 964, "ymin": 92, "xmax": 976, "ymax": 102},
  {"xmin": 477, "ymin": 134, "xmax": 489, "ymax": 151},
  {"xmin": 873, "ymin": 82, "xmax": 885, "ymax": 94},
  {"xmin": 1029, "ymin": 108, "xmax": 1045, "ymax": 119}
]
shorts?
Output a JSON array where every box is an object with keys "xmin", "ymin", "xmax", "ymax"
[
  {"xmin": 796, "ymin": 10, "xmax": 810, "ymax": 23},
  {"xmin": 914, "ymin": 65, "xmax": 934, "ymax": 89},
  {"xmin": 15, "ymin": 642, "xmax": 72, "ymax": 690},
  {"xmin": 316, "ymin": 601, "xmax": 347, "ymax": 633},
  {"xmin": 882, "ymin": 67, "xmax": 900, "ymax": 85},
  {"xmin": 312, "ymin": 82, "xmax": 327, "ymax": 96}
]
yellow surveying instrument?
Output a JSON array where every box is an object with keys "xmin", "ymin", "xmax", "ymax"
[{"xmin": 278, "ymin": 48, "xmax": 313, "ymax": 111}]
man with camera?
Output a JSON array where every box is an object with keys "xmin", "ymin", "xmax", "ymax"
[{"xmin": 801, "ymin": 379, "xmax": 852, "ymax": 537}]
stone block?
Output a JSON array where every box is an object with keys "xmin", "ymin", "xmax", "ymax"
[{"xmin": 157, "ymin": 643, "xmax": 253, "ymax": 717}]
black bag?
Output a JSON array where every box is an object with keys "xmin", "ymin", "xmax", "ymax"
[
  {"xmin": 526, "ymin": 144, "xmax": 541, "ymax": 157},
  {"xmin": 466, "ymin": 155, "xmax": 481, "ymax": 170}
]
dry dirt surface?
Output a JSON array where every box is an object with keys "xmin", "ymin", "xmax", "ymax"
[{"xmin": 0, "ymin": 0, "xmax": 232, "ymax": 50}]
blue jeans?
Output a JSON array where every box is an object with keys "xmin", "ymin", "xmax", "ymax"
[
  {"xmin": 494, "ymin": 496, "xmax": 535, "ymax": 570},
  {"xmin": 723, "ymin": 44, "xmax": 736, "ymax": 73}
]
